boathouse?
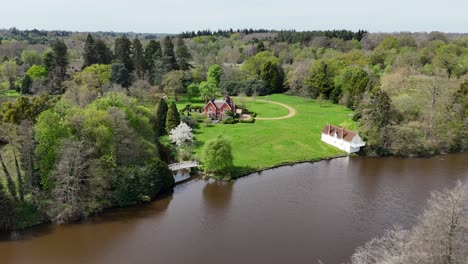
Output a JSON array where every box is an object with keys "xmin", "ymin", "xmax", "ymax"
[{"xmin": 321, "ymin": 124, "xmax": 365, "ymax": 153}]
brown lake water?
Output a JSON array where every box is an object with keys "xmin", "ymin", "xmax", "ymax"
[{"xmin": 0, "ymin": 153, "xmax": 467, "ymax": 264}]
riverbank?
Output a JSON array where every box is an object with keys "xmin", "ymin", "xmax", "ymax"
[{"xmin": 193, "ymin": 94, "xmax": 357, "ymax": 179}]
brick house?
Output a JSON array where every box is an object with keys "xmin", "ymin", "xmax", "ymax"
[{"xmin": 204, "ymin": 96, "xmax": 236, "ymax": 120}]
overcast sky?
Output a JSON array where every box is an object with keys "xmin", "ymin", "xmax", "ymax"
[{"xmin": 2, "ymin": 0, "xmax": 467, "ymax": 33}]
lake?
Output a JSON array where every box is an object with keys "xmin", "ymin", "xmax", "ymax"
[{"xmin": 0, "ymin": 153, "xmax": 466, "ymax": 264}]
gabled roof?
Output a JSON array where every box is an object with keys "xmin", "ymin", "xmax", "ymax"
[
  {"xmin": 204, "ymin": 99, "xmax": 234, "ymax": 111},
  {"xmin": 321, "ymin": 124, "xmax": 357, "ymax": 143}
]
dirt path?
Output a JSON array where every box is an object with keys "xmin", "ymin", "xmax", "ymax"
[{"xmin": 250, "ymin": 99, "xmax": 296, "ymax": 120}]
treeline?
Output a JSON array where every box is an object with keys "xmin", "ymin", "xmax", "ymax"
[
  {"xmin": 179, "ymin": 28, "xmax": 273, "ymax": 38},
  {"xmin": 276, "ymin": 29, "xmax": 368, "ymax": 43}
]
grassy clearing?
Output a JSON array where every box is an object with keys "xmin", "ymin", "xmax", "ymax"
[
  {"xmin": 192, "ymin": 94, "xmax": 356, "ymax": 178},
  {"xmin": 241, "ymin": 98, "xmax": 290, "ymax": 118},
  {"xmin": 0, "ymin": 89, "xmax": 21, "ymax": 98}
]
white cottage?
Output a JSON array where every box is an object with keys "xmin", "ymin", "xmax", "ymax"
[{"xmin": 321, "ymin": 124, "xmax": 365, "ymax": 153}]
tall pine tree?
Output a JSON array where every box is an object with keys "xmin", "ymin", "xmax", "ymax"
[
  {"xmin": 114, "ymin": 36, "xmax": 133, "ymax": 71},
  {"xmin": 95, "ymin": 39, "xmax": 113, "ymax": 64},
  {"xmin": 82, "ymin": 33, "xmax": 97, "ymax": 68},
  {"xmin": 165, "ymin": 101, "xmax": 180, "ymax": 133},
  {"xmin": 175, "ymin": 38, "xmax": 192, "ymax": 71},
  {"xmin": 154, "ymin": 98, "xmax": 168, "ymax": 136},
  {"xmin": 162, "ymin": 36, "xmax": 178, "ymax": 71},
  {"xmin": 145, "ymin": 40, "xmax": 162, "ymax": 72},
  {"xmin": 131, "ymin": 38, "xmax": 145, "ymax": 80}
]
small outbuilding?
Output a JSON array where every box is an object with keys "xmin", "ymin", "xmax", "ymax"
[{"xmin": 321, "ymin": 124, "xmax": 365, "ymax": 153}]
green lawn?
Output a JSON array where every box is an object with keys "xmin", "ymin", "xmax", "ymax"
[
  {"xmin": 0, "ymin": 89, "xmax": 20, "ymax": 98},
  {"xmin": 192, "ymin": 94, "xmax": 357, "ymax": 178},
  {"xmin": 242, "ymin": 98, "xmax": 290, "ymax": 118}
]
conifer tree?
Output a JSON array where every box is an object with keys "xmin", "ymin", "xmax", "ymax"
[
  {"xmin": 175, "ymin": 38, "xmax": 192, "ymax": 71},
  {"xmin": 131, "ymin": 38, "xmax": 145, "ymax": 79},
  {"xmin": 82, "ymin": 33, "xmax": 97, "ymax": 68},
  {"xmin": 162, "ymin": 36, "xmax": 177, "ymax": 71},
  {"xmin": 154, "ymin": 98, "xmax": 168, "ymax": 136},
  {"xmin": 95, "ymin": 39, "xmax": 113, "ymax": 64},
  {"xmin": 114, "ymin": 36, "xmax": 133, "ymax": 71},
  {"xmin": 145, "ymin": 40, "xmax": 163, "ymax": 83},
  {"xmin": 165, "ymin": 101, "xmax": 180, "ymax": 133}
]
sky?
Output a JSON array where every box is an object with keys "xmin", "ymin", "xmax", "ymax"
[{"xmin": 1, "ymin": 0, "xmax": 467, "ymax": 33}]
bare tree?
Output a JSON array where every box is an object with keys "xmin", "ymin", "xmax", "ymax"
[
  {"xmin": 47, "ymin": 139, "xmax": 93, "ymax": 224},
  {"xmin": 351, "ymin": 181, "xmax": 468, "ymax": 264}
]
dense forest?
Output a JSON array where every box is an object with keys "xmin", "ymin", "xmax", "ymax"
[{"xmin": 0, "ymin": 28, "xmax": 467, "ymax": 230}]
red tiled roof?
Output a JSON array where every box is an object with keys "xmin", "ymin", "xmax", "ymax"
[{"xmin": 322, "ymin": 124, "xmax": 357, "ymax": 142}]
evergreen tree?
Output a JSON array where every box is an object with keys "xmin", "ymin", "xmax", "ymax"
[
  {"xmin": 114, "ymin": 36, "xmax": 133, "ymax": 71},
  {"xmin": 0, "ymin": 182, "xmax": 16, "ymax": 231},
  {"xmin": 20, "ymin": 74, "xmax": 32, "ymax": 94},
  {"xmin": 162, "ymin": 36, "xmax": 177, "ymax": 71},
  {"xmin": 49, "ymin": 39, "xmax": 69, "ymax": 91},
  {"xmin": 131, "ymin": 38, "xmax": 145, "ymax": 79},
  {"xmin": 165, "ymin": 101, "xmax": 180, "ymax": 133},
  {"xmin": 82, "ymin": 33, "xmax": 97, "ymax": 68},
  {"xmin": 145, "ymin": 40, "xmax": 163, "ymax": 84},
  {"xmin": 111, "ymin": 63, "xmax": 131, "ymax": 87},
  {"xmin": 153, "ymin": 98, "xmax": 168, "ymax": 136},
  {"xmin": 95, "ymin": 39, "xmax": 113, "ymax": 64},
  {"xmin": 175, "ymin": 38, "xmax": 192, "ymax": 70}
]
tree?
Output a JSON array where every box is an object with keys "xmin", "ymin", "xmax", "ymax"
[
  {"xmin": 114, "ymin": 36, "xmax": 133, "ymax": 71},
  {"xmin": 351, "ymin": 181, "xmax": 467, "ymax": 264},
  {"xmin": 49, "ymin": 40, "xmax": 69, "ymax": 90},
  {"xmin": 47, "ymin": 139, "xmax": 91, "ymax": 224},
  {"xmin": 242, "ymin": 51, "xmax": 284, "ymax": 94},
  {"xmin": 187, "ymin": 83, "xmax": 200, "ymax": 101},
  {"xmin": 169, "ymin": 122, "xmax": 193, "ymax": 147},
  {"xmin": 207, "ymin": 64, "xmax": 223, "ymax": 85},
  {"xmin": 259, "ymin": 60, "xmax": 284, "ymax": 93},
  {"xmin": 94, "ymin": 39, "xmax": 113, "ymax": 64},
  {"xmin": 202, "ymin": 136, "xmax": 233, "ymax": 175},
  {"xmin": 0, "ymin": 182, "xmax": 16, "ymax": 231},
  {"xmin": 132, "ymin": 38, "xmax": 145, "ymax": 79},
  {"xmin": 175, "ymin": 38, "xmax": 192, "ymax": 70},
  {"xmin": 199, "ymin": 80, "xmax": 220, "ymax": 98},
  {"xmin": 26, "ymin": 65, "xmax": 48, "ymax": 80},
  {"xmin": 111, "ymin": 63, "xmax": 131, "ymax": 87},
  {"xmin": 162, "ymin": 70, "xmax": 185, "ymax": 100},
  {"xmin": 306, "ymin": 60, "xmax": 335, "ymax": 99},
  {"xmin": 144, "ymin": 40, "xmax": 162, "ymax": 84},
  {"xmin": 1, "ymin": 60, "xmax": 18, "ymax": 90},
  {"xmin": 20, "ymin": 74, "xmax": 32, "ymax": 94},
  {"xmin": 165, "ymin": 101, "xmax": 180, "ymax": 133},
  {"xmin": 77, "ymin": 64, "xmax": 112, "ymax": 89},
  {"xmin": 35, "ymin": 109, "xmax": 71, "ymax": 190},
  {"xmin": 21, "ymin": 49, "xmax": 42, "ymax": 66},
  {"xmin": 82, "ymin": 33, "xmax": 97, "ymax": 68},
  {"xmin": 162, "ymin": 36, "xmax": 177, "ymax": 71},
  {"xmin": 0, "ymin": 153, "xmax": 17, "ymax": 201},
  {"xmin": 153, "ymin": 98, "xmax": 168, "ymax": 136}
]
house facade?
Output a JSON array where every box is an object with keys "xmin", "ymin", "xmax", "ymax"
[
  {"xmin": 321, "ymin": 124, "xmax": 365, "ymax": 153},
  {"xmin": 204, "ymin": 96, "xmax": 236, "ymax": 120}
]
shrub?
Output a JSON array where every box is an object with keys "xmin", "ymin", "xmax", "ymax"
[
  {"xmin": 222, "ymin": 116, "xmax": 238, "ymax": 124},
  {"xmin": 112, "ymin": 160, "xmax": 174, "ymax": 207}
]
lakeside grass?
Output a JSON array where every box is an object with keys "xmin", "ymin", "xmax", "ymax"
[{"xmin": 192, "ymin": 94, "xmax": 356, "ymax": 178}]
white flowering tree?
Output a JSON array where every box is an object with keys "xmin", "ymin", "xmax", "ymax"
[{"xmin": 169, "ymin": 122, "xmax": 193, "ymax": 147}]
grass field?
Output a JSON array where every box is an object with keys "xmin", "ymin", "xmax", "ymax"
[{"xmin": 192, "ymin": 94, "xmax": 357, "ymax": 178}]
